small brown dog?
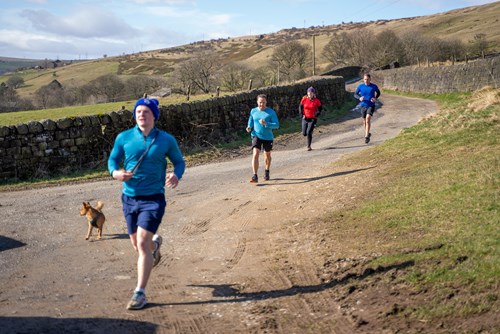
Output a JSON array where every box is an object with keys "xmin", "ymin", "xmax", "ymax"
[{"xmin": 79, "ymin": 201, "xmax": 105, "ymax": 240}]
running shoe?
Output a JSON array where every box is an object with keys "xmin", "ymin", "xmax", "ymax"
[
  {"xmin": 307, "ymin": 146, "xmax": 312, "ymax": 151},
  {"xmin": 250, "ymin": 174, "xmax": 258, "ymax": 183},
  {"xmin": 365, "ymin": 136, "xmax": 370, "ymax": 144},
  {"xmin": 264, "ymin": 170, "xmax": 270, "ymax": 181},
  {"xmin": 127, "ymin": 291, "xmax": 147, "ymax": 310},
  {"xmin": 152, "ymin": 234, "xmax": 162, "ymax": 267}
]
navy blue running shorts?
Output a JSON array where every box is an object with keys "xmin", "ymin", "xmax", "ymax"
[{"xmin": 121, "ymin": 193, "xmax": 166, "ymax": 235}]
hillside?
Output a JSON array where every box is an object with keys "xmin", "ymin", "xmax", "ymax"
[
  {"xmin": 0, "ymin": 57, "xmax": 45, "ymax": 76},
  {"xmin": 2, "ymin": 1, "xmax": 499, "ymax": 100},
  {"xmin": 0, "ymin": 57, "xmax": 87, "ymax": 77}
]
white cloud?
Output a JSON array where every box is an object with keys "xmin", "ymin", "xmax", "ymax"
[
  {"xmin": 20, "ymin": 7, "xmax": 140, "ymax": 38},
  {"xmin": 0, "ymin": 29, "xmax": 78, "ymax": 55}
]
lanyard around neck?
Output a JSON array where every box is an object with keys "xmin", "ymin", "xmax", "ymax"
[{"xmin": 130, "ymin": 131, "xmax": 159, "ymax": 174}]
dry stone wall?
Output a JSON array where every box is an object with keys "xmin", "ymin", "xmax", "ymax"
[
  {"xmin": 0, "ymin": 76, "xmax": 345, "ymax": 180},
  {"xmin": 372, "ymin": 57, "xmax": 499, "ymax": 93}
]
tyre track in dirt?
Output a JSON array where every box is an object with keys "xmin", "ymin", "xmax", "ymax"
[{"xmin": 0, "ymin": 92, "xmax": 438, "ymax": 333}]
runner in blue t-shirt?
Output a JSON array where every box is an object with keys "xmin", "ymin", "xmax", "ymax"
[
  {"xmin": 354, "ymin": 73, "xmax": 381, "ymax": 144},
  {"xmin": 246, "ymin": 94, "xmax": 280, "ymax": 183}
]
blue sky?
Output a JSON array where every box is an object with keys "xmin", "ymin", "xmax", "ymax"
[{"xmin": 0, "ymin": 0, "xmax": 497, "ymax": 60}]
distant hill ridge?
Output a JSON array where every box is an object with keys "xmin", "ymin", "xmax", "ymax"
[
  {"xmin": 0, "ymin": 58, "xmax": 81, "ymax": 76},
  {"xmin": 1, "ymin": 2, "xmax": 499, "ymax": 97}
]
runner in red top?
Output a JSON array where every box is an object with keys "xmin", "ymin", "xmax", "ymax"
[{"xmin": 299, "ymin": 87, "xmax": 322, "ymax": 151}]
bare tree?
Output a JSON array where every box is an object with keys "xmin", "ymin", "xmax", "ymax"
[
  {"xmin": 370, "ymin": 30, "xmax": 406, "ymax": 68},
  {"xmin": 400, "ymin": 31, "xmax": 455, "ymax": 65},
  {"xmin": 400, "ymin": 30, "xmax": 432, "ymax": 65},
  {"xmin": 250, "ymin": 66, "xmax": 275, "ymax": 88},
  {"xmin": 218, "ymin": 63, "xmax": 253, "ymax": 92},
  {"xmin": 423, "ymin": 37, "xmax": 445, "ymax": 63},
  {"xmin": 323, "ymin": 29, "xmax": 374, "ymax": 67},
  {"xmin": 322, "ymin": 32, "xmax": 353, "ymax": 66},
  {"xmin": 349, "ymin": 30, "xmax": 375, "ymax": 67},
  {"xmin": 169, "ymin": 71, "xmax": 192, "ymax": 95},
  {"xmin": 88, "ymin": 74, "xmax": 125, "ymax": 102},
  {"xmin": 438, "ymin": 38, "xmax": 466, "ymax": 62},
  {"xmin": 125, "ymin": 75, "xmax": 167, "ymax": 99},
  {"xmin": 71, "ymin": 83, "xmax": 95, "ymax": 105},
  {"xmin": 469, "ymin": 33, "xmax": 488, "ymax": 58},
  {"xmin": 6, "ymin": 75, "xmax": 25, "ymax": 89},
  {"xmin": 176, "ymin": 52, "xmax": 221, "ymax": 94},
  {"xmin": 0, "ymin": 83, "xmax": 34, "ymax": 112},
  {"xmin": 324, "ymin": 28, "xmax": 467, "ymax": 69},
  {"xmin": 271, "ymin": 40, "xmax": 311, "ymax": 82},
  {"xmin": 34, "ymin": 82, "xmax": 64, "ymax": 109}
]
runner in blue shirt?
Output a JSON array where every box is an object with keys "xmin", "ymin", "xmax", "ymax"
[
  {"xmin": 246, "ymin": 94, "xmax": 280, "ymax": 183},
  {"xmin": 108, "ymin": 97, "xmax": 185, "ymax": 310},
  {"xmin": 355, "ymin": 73, "xmax": 381, "ymax": 143}
]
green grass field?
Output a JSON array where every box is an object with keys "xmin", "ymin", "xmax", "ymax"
[{"xmin": 0, "ymin": 93, "xmax": 230, "ymax": 126}]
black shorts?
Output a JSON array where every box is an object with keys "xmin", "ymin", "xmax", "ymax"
[
  {"xmin": 361, "ymin": 106, "xmax": 375, "ymax": 118},
  {"xmin": 252, "ymin": 136, "xmax": 273, "ymax": 152}
]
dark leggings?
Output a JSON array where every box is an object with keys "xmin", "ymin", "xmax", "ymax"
[{"xmin": 302, "ymin": 118, "xmax": 317, "ymax": 147}]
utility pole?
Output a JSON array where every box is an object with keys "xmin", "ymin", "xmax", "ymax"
[
  {"xmin": 277, "ymin": 62, "xmax": 280, "ymax": 84},
  {"xmin": 312, "ymin": 35, "xmax": 316, "ymax": 76}
]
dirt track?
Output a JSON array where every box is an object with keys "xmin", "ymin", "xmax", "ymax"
[{"xmin": 0, "ymin": 91, "xmax": 440, "ymax": 333}]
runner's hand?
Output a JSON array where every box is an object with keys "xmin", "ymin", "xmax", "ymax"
[
  {"xmin": 113, "ymin": 169, "xmax": 133, "ymax": 182},
  {"xmin": 166, "ymin": 173, "xmax": 179, "ymax": 189}
]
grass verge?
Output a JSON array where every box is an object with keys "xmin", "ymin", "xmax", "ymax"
[{"xmin": 316, "ymin": 87, "xmax": 499, "ymax": 322}]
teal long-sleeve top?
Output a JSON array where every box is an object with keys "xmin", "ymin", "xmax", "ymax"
[
  {"xmin": 247, "ymin": 107, "xmax": 280, "ymax": 140},
  {"xmin": 108, "ymin": 126, "xmax": 185, "ymax": 197}
]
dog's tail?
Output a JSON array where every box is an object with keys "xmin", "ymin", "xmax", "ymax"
[{"xmin": 96, "ymin": 201, "xmax": 104, "ymax": 212}]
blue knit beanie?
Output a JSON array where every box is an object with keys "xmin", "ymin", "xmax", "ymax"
[
  {"xmin": 134, "ymin": 98, "xmax": 160, "ymax": 120},
  {"xmin": 307, "ymin": 86, "xmax": 316, "ymax": 94}
]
